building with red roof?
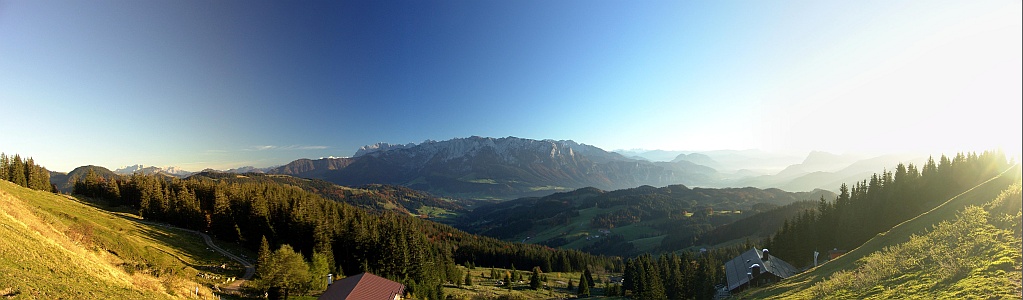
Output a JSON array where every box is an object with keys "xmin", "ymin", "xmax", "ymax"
[{"xmin": 318, "ymin": 272, "xmax": 406, "ymax": 300}]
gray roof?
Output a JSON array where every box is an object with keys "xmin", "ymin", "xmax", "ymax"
[{"xmin": 724, "ymin": 248, "xmax": 799, "ymax": 291}]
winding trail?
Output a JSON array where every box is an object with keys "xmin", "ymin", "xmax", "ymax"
[
  {"xmin": 135, "ymin": 219, "xmax": 255, "ymax": 291},
  {"xmin": 196, "ymin": 230, "xmax": 255, "ymax": 290}
]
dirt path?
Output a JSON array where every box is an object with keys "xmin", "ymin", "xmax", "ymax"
[
  {"xmin": 134, "ymin": 219, "xmax": 255, "ymax": 291},
  {"xmin": 195, "ymin": 230, "xmax": 255, "ymax": 289}
]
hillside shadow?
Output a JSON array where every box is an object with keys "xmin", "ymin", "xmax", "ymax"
[{"xmin": 106, "ymin": 212, "xmax": 248, "ymax": 278}]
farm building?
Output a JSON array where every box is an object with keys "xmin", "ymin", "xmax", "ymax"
[
  {"xmin": 318, "ymin": 272, "xmax": 405, "ymax": 300},
  {"xmin": 723, "ymin": 248, "xmax": 799, "ymax": 293}
]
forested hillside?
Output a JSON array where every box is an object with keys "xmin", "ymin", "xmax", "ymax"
[
  {"xmin": 50, "ymin": 165, "xmax": 122, "ymax": 193},
  {"xmin": 461, "ymin": 184, "xmax": 833, "ymax": 256},
  {"xmin": 71, "ymin": 170, "xmax": 621, "ymax": 298},
  {"xmin": 803, "ymin": 184, "xmax": 1021, "ymax": 298},
  {"xmin": 660, "ymin": 200, "xmax": 820, "ymax": 251},
  {"xmin": 764, "ymin": 151, "xmax": 1011, "ymax": 268},
  {"xmin": 187, "ymin": 171, "xmax": 468, "ymax": 220},
  {"xmin": 746, "ymin": 161, "xmax": 1020, "ymax": 299}
]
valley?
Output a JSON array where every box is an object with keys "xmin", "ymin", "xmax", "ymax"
[
  {"xmin": 5, "ymin": 1, "xmax": 1019, "ymax": 299},
  {"xmin": 458, "ymin": 185, "xmax": 834, "ymax": 256},
  {"xmin": 159, "ymin": 136, "xmax": 937, "ymax": 202},
  {"xmin": 2, "ymin": 146, "xmax": 1019, "ymax": 300}
]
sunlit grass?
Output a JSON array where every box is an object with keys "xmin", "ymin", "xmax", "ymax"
[
  {"xmin": 0, "ymin": 180, "xmax": 242, "ymax": 299},
  {"xmin": 741, "ymin": 167, "xmax": 1021, "ymax": 299}
]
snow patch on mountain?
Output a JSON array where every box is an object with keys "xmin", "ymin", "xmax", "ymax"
[
  {"xmin": 357, "ymin": 136, "xmax": 621, "ymax": 166},
  {"xmin": 114, "ymin": 164, "xmax": 193, "ymax": 176},
  {"xmin": 354, "ymin": 142, "xmax": 417, "ymax": 157}
]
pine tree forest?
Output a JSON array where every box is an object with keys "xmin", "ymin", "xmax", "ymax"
[
  {"xmin": 9, "ymin": 150, "xmax": 1013, "ymax": 299},
  {"xmin": 0, "ymin": 153, "xmax": 53, "ymax": 192},
  {"xmin": 70, "ymin": 170, "xmax": 621, "ymax": 299},
  {"xmin": 765, "ymin": 151, "xmax": 1012, "ymax": 268}
]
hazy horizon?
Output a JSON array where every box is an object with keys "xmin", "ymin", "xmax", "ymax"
[
  {"xmin": 45, "ymin": 142, "xmax": 993, "ymax": 175},
  {"xmin": 2, "ymin": 1, "xmax": 1020, "ymax": 172}
]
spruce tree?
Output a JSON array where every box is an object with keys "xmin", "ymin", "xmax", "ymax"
[
  {"xmin": 529, "ymin": 266, "xmax": 542, "ymax": 290},
  {"xmin": 0, "ymin": 153, "xmax": 8, "ymax": 182},
  {"xmin": 257, "ymin": 236, "xmax": 271, "ymax": 277},
  {"xmin": 577, "ymin": 273, "xmax": 590, "ymax": 297},
  {"xmin": 8, "ymin": 154, "xmax": 26, "ymax": 187},
  {"xmin": 464, "ymin": 271, "xmax": 473, "ymax": 286},
  {"xmin": 639, "ymin": 254, "xmax": 665, "ymax": 299}
]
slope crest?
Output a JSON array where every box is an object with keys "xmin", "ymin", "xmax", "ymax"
[{"xmin": 745, "ymin": 164, "xmax": 1021, "ymax": 299}]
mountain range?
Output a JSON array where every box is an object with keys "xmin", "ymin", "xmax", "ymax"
[
  {"xmin": 74, "ymin": 136, "xmax": 935, "ymax": 200},
  {"xmin": 256, "ymin": 136, "xmax": 931, "ymax": 200},
  {"xmin": 725, "ymin": 153, "xmax": 927, "ymax": 192},
  {"xmin": 266, "ymin": 136, "xmax": 720, "ymax": 199},
  {"xmin": 113, "ymin": 164, "xmax": 194, "ymax": 177}
]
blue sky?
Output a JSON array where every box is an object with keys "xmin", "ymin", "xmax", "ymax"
[{"xmin": 1, "ymin": 1, "xmax": 1020, "ymax": 172}]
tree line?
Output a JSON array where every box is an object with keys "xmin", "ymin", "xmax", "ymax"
[
  {"xmin": 765, "ymin": 151, "xmax": 1011, "ymax": 268},
  {"xmin": 72, "ymin": 170, "xmax": 620, "ymax": 299},
  {"xmin": 619, "ymin": 243, "xmax": 752, "ymax": 299},
  {"xmin": 0, "ymin": 153, "xmax": 53, "ymax": 192}
]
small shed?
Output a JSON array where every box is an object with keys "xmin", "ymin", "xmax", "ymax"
[
  {"xmin": 723, "ymin": 248, "xmax": 799, "ymax": 293},
  {"xmin": 318, "ymin": 272, "xmax": 406, "ymax": 300}
]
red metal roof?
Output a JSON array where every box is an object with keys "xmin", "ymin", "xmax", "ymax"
[{"xmin": 318, "ymin": 272, "xmax": 406, "ymax": 300}]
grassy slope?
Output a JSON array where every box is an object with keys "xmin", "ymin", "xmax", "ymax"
[
  {"xmin": 0, "ymin": 180, "xmax": 241, "ymax": 299},
  {"xmin": 743, "ymin": 165, "xmax": 1022, "ymax": 299}
]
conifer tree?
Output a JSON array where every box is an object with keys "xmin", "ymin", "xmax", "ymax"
[
  {"xmin": 639, "ymin": 254, "xmax": 665, "ymax": 299},
  {"xmin": 0, "ymin": 153, "xmax": 8, "ymax": 181},
  {"xmin": 529, "ymin": 266, "xmax": 542, "ymax": 290},
  {"xmin": 622, "ymin": 258, "xmax": 637, "ymax": 293},
  {"xmin": 464, "ymin": 271, "xmax": 473, "ymax": 286},
  {"xmin": 8, "ymin": 154, "xmax": 26, "ymax": 187},
  {"xmin": 257, "ymin": 236, "xmax": 271, "ymax": 277},
  {"xmin": 577, "ymin": 273, "xmax": 590, "ymax": 297}
]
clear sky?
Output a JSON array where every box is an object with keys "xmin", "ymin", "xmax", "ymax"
[{"xmin": 1, "ymin": 0, "xmax": 1020, "ymax": 172}]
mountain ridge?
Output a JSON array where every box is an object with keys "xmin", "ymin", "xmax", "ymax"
[
  {"xmin": 325, "ymin": 136, "xmax": 720, "ymax": 199},
  {"xmin": 114, "ymin": 164, "xmax": 193, "ymax": 177},
  {"xmin": 250, "ymin": 137, "xmax": 946, "ymax": 199}
]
